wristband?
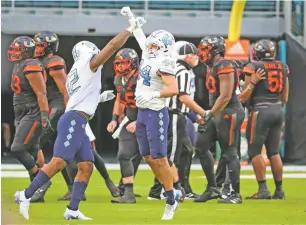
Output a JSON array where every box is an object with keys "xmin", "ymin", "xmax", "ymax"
[
  {"xmin": 250, "ymin": 80, "xmax": 257, "ymax": 85},
  {"xmin": 112, "ymin": 114, "xmax": 119, "ymax": 121},
  {"xmin": 41, "ymin": 111, "xmax": 49, "ymax": 119},
  {"xmin": 204, "ymin": 111, "xmax": 214, "ymax": 122}
]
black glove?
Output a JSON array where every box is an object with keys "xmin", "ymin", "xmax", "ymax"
[
  {"xmin": 197, "ymin": 111, "xmax": 214, "ymax": 133},
  {"xmin": 41, "ymin": 111, "xmax": 54, "ymax": 133}
]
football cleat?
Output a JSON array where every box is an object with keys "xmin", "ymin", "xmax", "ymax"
[
  {"xmin": 194, "ymin": 187, "xmax": 221, "ymax": 203},
  {"xmin": 218, "ymin": 192, "xmax": 242, "ymax": 204},
  {"xmin": 14, "ymin": 190, "xmax": 31, "ymax": 220},
  {"xmin": 63, "ymin": 208, "xmax": 92, "ymax": 220},
  {"xmin": 161, "ymin": 200, "xmax": 179, "ymax": 220}
]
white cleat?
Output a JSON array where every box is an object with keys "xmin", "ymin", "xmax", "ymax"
[
  {"xmin": 161, "ymin": 200, "xmax": 179, "ymax": 220},
  {"xmin": 63, "ymin": 208, "xmax": 92, "ymax": 220},
  {"xmin": 14, "ymin": 190, "xmax": 31, "ymax": 220}
]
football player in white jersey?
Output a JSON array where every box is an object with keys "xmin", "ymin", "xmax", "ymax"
[
  {"xmin": 14, "ymin": 11, "xmax": 146, "ymax": 220},
  {"xmin": 121, "ymin": 7, "xmax": 179, "ymax": 220}
]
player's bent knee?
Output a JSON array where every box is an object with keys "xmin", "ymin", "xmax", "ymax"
[
  {"xmin": 248, "ymin": 148, "xmax": 262, "ymax": 160},
  {"xmin": 10, "ymin": 142, "xmax": 25, "ymax": 153},
  {"xmin": 78, "ymin": 161, "xmax": 94, "ymax": 175},
  {"xmin": 49, "ymin": 157, "xmax": 67, "ymax": 171}
]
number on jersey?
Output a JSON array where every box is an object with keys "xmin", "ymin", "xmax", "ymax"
[
  {"xmin": 267, "ymin": 70, "xmax": 283, "ymax": 92},
  {"xmin": 67, "ymin": 68, "xmax": 81, "ymax": 96},
  {"xmin": 139, "ymin": 65, "xmax": 152, "ymax": 86},
  {"xmin": 162, "ymin": 59, "xmax": 175, "ymax": 70}
]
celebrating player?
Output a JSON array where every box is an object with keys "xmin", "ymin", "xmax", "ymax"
[
  {"xmin": 243, "ymin": 40, "xmax": 289, "ymax": 200},
  {"xmin": 107, "ymin": 48, "xmax": 142, "ymax": 203},
  {"xmin": 8, "ymin": 36, "xmax": 51, "ymax": 195},
  {"xmin": 121, "ymin": 7, "xmax": 180, "ymax": 219},
  {"xmin": 14, "ymin": 13, "xmax": 146, "ymax": 220},
  {"xmin": 195, "ymin": 36, "xmax": 244, "ymax": 204}
]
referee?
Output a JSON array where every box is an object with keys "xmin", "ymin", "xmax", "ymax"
[{"xmin": 148, "ymin": 41, "xmax": 208, "ymax": 200}]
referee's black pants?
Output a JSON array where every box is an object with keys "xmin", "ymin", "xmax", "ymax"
[{"xmin": 149, "ymin": 111, "xmax": 193, "ymax": 197}]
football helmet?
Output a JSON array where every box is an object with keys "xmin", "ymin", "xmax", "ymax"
[
  {"xmin": 72, "ymin": 41, "xmax": 100, "ymax": 62},
  {"xmin": 113, "ymin": 48, "xmax": 139, "ymax": 76},
  {"xmin": 7, "ymin": 36, "xmax": 36, "ymax": 62}
]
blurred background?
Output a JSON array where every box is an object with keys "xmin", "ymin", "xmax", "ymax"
[{"xmin": 1, "ymin": 0, "xmax": 306, "ymax": 165}]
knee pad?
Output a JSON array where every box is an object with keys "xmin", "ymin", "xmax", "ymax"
[{"xmin": 221, "ymin": 148, "xmax": 238, "ymax": 164}]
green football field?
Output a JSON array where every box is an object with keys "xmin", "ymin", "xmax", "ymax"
[{"xmin": 2, "ymin": 168, "xmax": 306, "ymax": 224}]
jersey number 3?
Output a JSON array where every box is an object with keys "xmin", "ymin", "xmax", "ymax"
[
  {"xmin": 11, "ymin": 74, "xmax": 21, "ymax": 94},
  {"xmin": 139, "ymin": 65, "xmax": 152, "ymax": 86},
  {"xmin": 67, "ymin": 68, "xmax": 81, "ymax": 96},
  {"xmin": 267, "ymin": 70, "xmax": 283, "ymax": 92}
]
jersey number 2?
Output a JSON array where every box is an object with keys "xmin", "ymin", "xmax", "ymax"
[
  {"xmin": 67, "ymin": 68, "xmax": 80, "ymax": 96},
  {"xmin": 267, "ymin": 70, "xmax": 283, "ymax": 92},
  {"xmin": 139, "ymin": 65, "xmax": 152, "ymax": 86}
]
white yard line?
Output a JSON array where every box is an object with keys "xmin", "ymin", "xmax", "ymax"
[{"xmin": 2, "ymin": 164, "xmax": 306, "ymax": 171}]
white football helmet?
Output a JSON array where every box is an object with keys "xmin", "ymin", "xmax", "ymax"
[
  {"xmin": 72, "ymin": 41, "xmax": 100, "ymax": 61},
  {"xmin": 145, "ymin": 30, "xmax": 175, "ymax": 56}
]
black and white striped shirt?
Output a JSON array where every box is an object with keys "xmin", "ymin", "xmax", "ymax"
[{"xmin": 167, "ymin": 60, "xmax": 196, "ymax": 113}]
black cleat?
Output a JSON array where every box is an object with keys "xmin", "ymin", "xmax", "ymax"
[
  {"xmin": 57, "ymin": 191, "xmax": 86, "ymax": 201},
  {"xmin": 218, "ymin": 192, "xmax": 242, "ymax": 204},
  {"xmin": 31, "ymin": 180, "xmax": 52, "ymax": 203},
  {"xmin": 220, "ymin": 185, "xmax": 231, "ymax": 199},
  {"xmin": 194, "ymin": 187, "xmax": 221, "ymax": 203},
  {"xmin": 272, "ymin": 190, "xmax": 285, "ymax": 199},
  {"xmin": 245, "ymin": 190, "xmax": 271, "ymax": 200},
  {"xmin": 105, "ymin": 179, "xmax": 120, "ymax": 197},
  {"xmin": 147, "ymin": 193, "xmax": 163, "ymax": 200},
  {"xmin": 111, "ymin": 194, "xmax": 136, "ymax": 204}
]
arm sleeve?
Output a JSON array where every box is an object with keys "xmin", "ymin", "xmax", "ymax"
[
  {"xmin": 133, "ymin": 28, "xmax": 147, "ymax": 51},
  {"xmin": 23, "ymin": 59, "xmax": 44, "ymax": 74},
  {"xmin": 157, "ymin": 58, "xmax": 176, "ymax": 76}
]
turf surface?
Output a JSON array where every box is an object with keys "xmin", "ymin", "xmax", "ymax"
[{"xmin": 2, "ymin": 169, "xmax": 306, "ymax": 224}]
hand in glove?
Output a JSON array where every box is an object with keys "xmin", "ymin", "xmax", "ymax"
[
  {"xmin": 100, "ymin": 90, "xmax": 116, "ymax": 103},
  {"xmin": 135, "ymin": 91, "xmax": 160, "ymax": 105},
  {"xmin": 121, "ymin": 7, "xmax": 146, "ymax": 32},
  {"xmin": 41, "ymin": 111, "xmax": 54, "ymax": 133}
]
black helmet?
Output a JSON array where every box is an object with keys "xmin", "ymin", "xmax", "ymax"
[
  {"xmin": 198, "ymin": 36, "xmax": 225, "ymax": 64},
  {"xmin": 113, "ymin": 48, "xmax": 139, "ymax": 76},
  {"xmin": 7, "ymin": 36, "xmax": 36, "ymax": 62},
  {"xmin": 34, "ymin": 31, "xmax": 59, "ymax": 57},
  {"xmin": 252, "ymin": 39, "xmax": 276, "ymax": 61}
]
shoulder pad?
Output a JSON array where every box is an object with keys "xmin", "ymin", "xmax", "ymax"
[
  {"xmin": 242, "ymin": 62, "xmax": 255, "ymax": 75},
  {"xmin": 158, "ymin": 57, "xmax": 176, "ymax": 76},
  {"xmin": 215, "ymin": 60, "xmax": 235, "ymax": 75},
  {"xmin": 23, "ymin": 59, "xmax": 43, "ymax": 73},
  {"xmin": 47, "ymin": 55, "xmax": 65, "ymax": 70}
]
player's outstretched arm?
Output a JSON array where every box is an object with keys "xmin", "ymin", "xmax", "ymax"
[
  {"xmin": 26, "ymin": 72, "xmax": 49, "ymax": 112},
  {"xmin": 121, "ymin": 7, "xmax": 147, "ymax": 50},
  {"xmin": 90, "ymin": 16, "xmax": 146, "ymax": 72}
]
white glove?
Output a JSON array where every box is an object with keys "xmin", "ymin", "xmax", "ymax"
[
  {"xmin": 135, "ymin": 91, "xmax": 160, "ymax": 105},
  {"xmin": 100, "ymin": 90, "xmax": 116, "ymax": 103},
  {"xmin": 121, "ymin": 7, "xmax": 146, "ymax": 32}
]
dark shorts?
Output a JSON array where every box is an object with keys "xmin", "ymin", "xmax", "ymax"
[
  {"xmin": 53, "ymin": 110, "xmax": 94, "ymax": 163},
  {"xmin": 246, "ymin": 104, "xmax": 284, "ymax": 157},
  {"xmin": 196, "ymin": 106, "xmax": 245, "ymax": 153},
  {"xmin": 12, "ymin": 104, "xmax": 42, "ymax": 152},
  {"xmin": 118, "ymin": 123, "xmax": 140, "ymax": 159},
  {"xmin": 136, "ymin": 107, "xmax": 169, "ymax": 159}
]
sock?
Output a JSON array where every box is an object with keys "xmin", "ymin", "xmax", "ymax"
[
  {"xmin": 165, "ymin": 189, "xmax": 175, "ymax": 205},
  {"xmin": 258, "ymin": 180, "xmax": 268, "ymax": 191},
  {"xmin": 25, "ymin": 171, "xmax": 50, "ymax": 199},
  {"xmin": 29, "ymin": 170, "xmax": 39, "ymax": 182},
  {"xmin": 68, "ymin": 181, "xmax": 88, "ymax": 211},
  {"xmin": 274, "ymin": 180, "xmax": 282, "ymax": 191},
  {"xmin": 93, "ymin": 150, "xmax": 110, "ymax": 180},
  {"xmin": 124, "ymin": 183, "xmax": 133, "ymax": 194},
  {"xmin": 227, "ymin": 156, "xmax": 241, "ymax": 194},
  {"xmin": 173, "ymin": 181, "xmax": 182, "ymax": 190},
  {"xmin": 199, "ymin": 151, "xmax": 217, "ymax": 188}
]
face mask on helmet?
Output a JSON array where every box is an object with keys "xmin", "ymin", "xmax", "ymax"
[
  {"xmin": 113, "ymin": 59, "xmax": 134, "ymax": 76},
  {"xmin": 72, "ymin": 41, "xmax": 99, "ymax": 62},
  {"xmin": 197, "ymin": 42, "xmax": 212, "ymax": 63},
  {"xmin": 34, "ymin": 32, "xmax": 59, "ymax": 57},
  {"xmin": 7, "ymin": 37, "xmax": 35, "ymax": 62}
]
